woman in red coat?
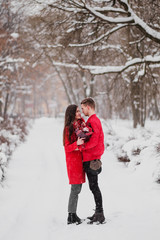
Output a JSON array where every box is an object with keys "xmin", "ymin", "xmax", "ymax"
[{"xmin": 63, "ymin": 104, "xmax": 85, "ymax": 225}]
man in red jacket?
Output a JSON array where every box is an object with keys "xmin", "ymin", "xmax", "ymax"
[{"xmin": 81, "ymin": 97, "xmax": 105, "ymax": 224}]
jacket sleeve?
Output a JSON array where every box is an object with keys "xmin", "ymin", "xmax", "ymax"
[
  {"xmin": 64, "ymin": 128, "xmax": 78, "ymax": 153},
  {"xmin": 82, "ymin": 119, "xmax": 100, "ymax": 150}
]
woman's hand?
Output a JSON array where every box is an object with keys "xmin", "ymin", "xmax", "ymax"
[{"xmin": 77, "ymin": 137, "xmax": 84, "ymax": 145}]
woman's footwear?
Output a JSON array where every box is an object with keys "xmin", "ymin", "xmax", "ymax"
[
  {"xmin": 67, "ymin": 213, "xmax": 82, "ymax": 225},
  {"xmin": 75, "ymin": 213, "xmax": 82, "ymax": 224}
]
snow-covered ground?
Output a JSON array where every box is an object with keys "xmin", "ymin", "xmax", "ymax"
[{"xmin": 0, "ymin": 117, "xmax": 160, "ymax": 240}]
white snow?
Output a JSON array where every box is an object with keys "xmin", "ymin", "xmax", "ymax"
[
  {"xmin": 93, "ymin": 7, "xmax": 126, "ymax": 14},
  {"xmin": 10, "ymin": 33, "xmax": 19, "ymax": 39},
  {"xmin": 52, "ymin": 54, "xmax": 160, "ymax": 75},
  {"xmin": 84, "ymin": 4, "xmax": 133, "ymax": 23},
  {"xmin": 0, "ymin": 117, "xmax": 160, "ymax": 240},
  {"xmin": 0, "ymin": 57, "xmax": 25, "ymax": 67}
]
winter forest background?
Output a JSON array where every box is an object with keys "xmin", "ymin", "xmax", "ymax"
[
  {"xmin": 1, "ymin": 0, "xmax": 160, "ymax": 123},
  {"xmin": 0, "ymin": 1, "xmax": 160, "ymax": 239}
]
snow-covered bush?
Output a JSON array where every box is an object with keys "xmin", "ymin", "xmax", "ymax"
[
  {"xmin": 155, "ymin": 143, "xmax": 160, "ymax": 155},
  {"xmin": 103, "ymin": 120, "xmax": 160, "ymax": 184},
  {"xmin": 0, "ymin": 115, "xmax": 30, "ymax": 181},
  {"xmin": 101, "ymin": 119, "xmax": 118, "ymax": 149},
  {"xmin": 153, "ymin": 142, "xmax": 160, "ymax": 183}
]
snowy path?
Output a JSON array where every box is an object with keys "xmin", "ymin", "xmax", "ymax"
[{"xmin": 0, "ymin": 118, "xmax": 160, "ymax": 240}]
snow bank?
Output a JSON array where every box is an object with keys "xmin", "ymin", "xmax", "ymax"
[
  {"xmin": 0, "ymin": 116, "xmax": 31, "ymax": 181},
  {"xmin": 102, "ymin": 119, "xmax": 160, "ymax": 184}
]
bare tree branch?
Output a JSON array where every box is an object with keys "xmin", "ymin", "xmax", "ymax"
[{"xmin": 69, "ymin": 23, "xmax": 132, "ymax": 47}]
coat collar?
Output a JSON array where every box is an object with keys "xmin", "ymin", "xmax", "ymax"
[{"xmin": 88, "ymin": 113, "xmax": 96, "ymax": 120}]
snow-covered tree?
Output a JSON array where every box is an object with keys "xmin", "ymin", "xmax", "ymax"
[
  {"xmin": 10, "ymin": 0, "xmax": 160, "ymax": 126},
  {"xmin": 0, "ymin": 0, "xmax": 26, "ymax": 118}
]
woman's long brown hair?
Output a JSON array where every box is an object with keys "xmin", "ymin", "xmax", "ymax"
[{"xmin": 63, "ymin": 104, "xmax": 78, "ymax": 146}]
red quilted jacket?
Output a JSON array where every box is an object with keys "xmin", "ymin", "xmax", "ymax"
[{"xmin": 82, "ymin": 114, "xmax": 105, "ymax": 162}]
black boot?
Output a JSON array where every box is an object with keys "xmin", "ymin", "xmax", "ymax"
[
  {"xmin": 67, "ymin": 213, "xmax": 82, "ymax": 225},
  {"xmin": 75, "ymin": 213, "xmax": 82, "ymax": 224},
  {"xmin": 87, "ymin": 208, "xmax": 102, "ymax": 221},
  {"xmin": 87, "ymin": 213, "xmax": 95, "ymax": 221},
  {"xmin": 88, "ymin": 211, "xmax": 105, "ymax": 224}
]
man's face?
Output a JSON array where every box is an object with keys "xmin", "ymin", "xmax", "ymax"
[
  {"xmin": 81, "ymin": 104, "xmax": 89, "ymax": 116},
  {"xmin": 75, "ymin": 107, "xmax": 81, "ymax": 120}
]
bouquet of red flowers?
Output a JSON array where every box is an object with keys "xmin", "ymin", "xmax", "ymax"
[{"xmin": 73, "ymin": 118, "xmax": 93, "ymax": 142}]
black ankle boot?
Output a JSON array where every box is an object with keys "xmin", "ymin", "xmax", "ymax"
[
  {"xmin": 75, "ymin": 213, "xmax": 82, "ymax": 224},
  {"xmin": 67, "ymin": 213, "xmax": 82, "ymax": 225},
  {"xmin": 88, "ymin": 211, "xmax": 105, "ymax": 224},
  {"xmin": 87, "ymin": 213, "xmax": 95, "ymax": 221}
]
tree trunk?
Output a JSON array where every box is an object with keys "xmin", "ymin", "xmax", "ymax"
[
  {"xmin": 63, "ymin": 67, "xmax": 78, "ymax": 104},
  {"xmin": 105, "ymin": 76, "xmax": 112, "ymax": 119},
  {"xmin": 33, "ymin": 82, "xmax": 37, "ymax": 118},
  {"xmin": 0, "ymin": 90, "xmax": 2, "ymax": 117},
  {"xmin": 139, "ymin": 78, "xmax": 146, "ymax": 127},
  {"xmin": 42, "ymin": 95, "xmax": 50, "ymax": 117},
  {"xmin": 80, "ymin": 71, "xmax": 87, "ymax": 98},
  {"xmin": 89, "ymin": 75, "xmax": 95, "ymax": 98},
  {"xmin": 154, "ymin": 97, "xmax": 160, "ymax": 119},
  {"xmin": 53, "ymin": 65, "xmax": 72, "ymax": 104},
  {"xmin": 3, "ymin": 92, "xmax": 9, "ymax": 119},
  {"xmin": 131, "ymin": 81, "xmax": 140, "ymax": 128}
]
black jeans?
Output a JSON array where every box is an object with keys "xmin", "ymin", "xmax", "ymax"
[{"xmin": 83, "ymin": 161, "xmax": 103, "ymax": 213}]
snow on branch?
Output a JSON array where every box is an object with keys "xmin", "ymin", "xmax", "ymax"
[
  {"xmin": 53, "ymin": 0, "xmax": 160, "ymax": 43},
  {"xmin": 69, "ymin": 24, "xmax": 130, "ymax": 47},
  {"xmin": 52, "ymin": 55, "xmax": 160, "ymax": 75},
  {"xmin": 46, "ymin": 2, "xmax": 127, "ymax": 15},
  {"xmin": 82, "ymin": 55, "xmax": 160, "ymax": 74},
  {"xmin": 0, "ymin": 58, "xmax": 25, "ymax": 67},
  {"xmin": 84, "ymin": 3, "xmax": 134, "ymax": 24},
  {"xmin": 84, "ymin": 0, "xmax": 160, "ymax": 42},
  {"xmin": 87, "ymin": 6, "xmax": 126, "ymax": 14},
  {"xmin": 29, "ymin": 1, "xmax": 160, "ymax": 44},
  {"xmin": 118, "ymin": 0, "xmax": 160, "ymax": 43}
]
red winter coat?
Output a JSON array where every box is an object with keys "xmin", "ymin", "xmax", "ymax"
[
  {"xmin": 82, "ymin": 114, "xmax": 105, "ymax": 162},
  {"xmin": 64, "ymin": 126, "xmax": 85, "ymax": 184}
]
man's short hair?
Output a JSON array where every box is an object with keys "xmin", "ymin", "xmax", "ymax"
[{"xmin": 81, "ymin": 97, "xmax": 95, "ymax": 109}]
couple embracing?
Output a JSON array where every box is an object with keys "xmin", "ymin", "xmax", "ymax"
[{"xmin": 63, "ymin": 98, "xmax": 105, "ymax": 225}]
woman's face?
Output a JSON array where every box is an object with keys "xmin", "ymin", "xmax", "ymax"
[{"xmin": 75, "ymin": 107, "xmax": 81, "ymax": 120}]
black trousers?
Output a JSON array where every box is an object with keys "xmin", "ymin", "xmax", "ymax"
[{"xmin": 83, "ymin": 161, "xmax": 103, "ymax": 213}]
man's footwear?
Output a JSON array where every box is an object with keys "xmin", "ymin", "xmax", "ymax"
[
  {"xmin": 67, "ymin": 213, "xmax": 82, "ymax": 225},
  {"xmin": 88, "ymin": 211, "xmax": 105, "ymax": 224},
  {"xmin": 87, "ymin": 213, "xmax": 95, "ymax": 221},
  {"xmin": 87, "ymin": 208, "xmax": 103, "ymax": 221}
]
